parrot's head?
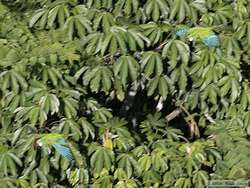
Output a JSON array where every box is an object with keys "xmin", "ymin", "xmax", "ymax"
[
  {"xmin": 33, "ymin": 135, "xmax": 42, "ymax": 149},
  {"xmin": 175, "ymin": 27, "xmax": 190, "ymax": 37}
]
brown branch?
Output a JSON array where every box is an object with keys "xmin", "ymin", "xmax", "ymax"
[
  {"xmin": 155, "ymin": 41, "xmax": 167, "ymax": 51},
  {"xmin": 204, "ymin": 112, "xmax": 216, "ymax": 124},
  {"xmin": 178, "ymin": 104, "xmax": 191, "ymax": 117},
  {"xmin": 178, "ymin": 135, "xmax": 190, "ymax": 143},
  {"xmin": 178, "ymin": 104, "xmax": 200, "ymax": 139},
  {"xmin": 165, "ymin": 108, "xmax": 182, "ymax": 122},
  {"xmin": 165, "ymin": 100, "xmax": 200, "ymax": 139}
]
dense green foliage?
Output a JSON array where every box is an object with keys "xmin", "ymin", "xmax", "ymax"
[{"xmin": 0, "ymin": 0, "xmax": 250, "ymax": 187}]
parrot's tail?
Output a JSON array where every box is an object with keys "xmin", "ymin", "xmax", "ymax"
[{"xmin": 203, "ymin": 35, "xmax": 220, "ymax": 47}]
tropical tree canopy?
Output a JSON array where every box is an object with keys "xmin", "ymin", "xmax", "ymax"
[{"xmin": 0, "ymin": 0, "xmax": 250, "ymax": 187}]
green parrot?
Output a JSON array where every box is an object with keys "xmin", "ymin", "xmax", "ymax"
[
  {"xmin": 175, "ymin": 27, "xmax": 220, "ymax": 47},
  {"xmin": 35, "ymin": 133, "xmax": 74, "ymax": 161}
]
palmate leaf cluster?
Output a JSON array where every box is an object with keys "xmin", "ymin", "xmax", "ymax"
[{"xmin": 0, "ymin": 0, "xmax": 250, "ymax": 187}]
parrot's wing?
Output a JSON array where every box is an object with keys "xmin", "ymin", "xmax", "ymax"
[
  {"xmin": 202, "ymin": 35, "xmax": 220, "ymax": 47},
  {"xmin": 52, "ymin": 143, "xmax": 73, "ymax": 161},
  {"xmin": 188, "ymin": 27, "xmax": 214, "ymax": 39}
]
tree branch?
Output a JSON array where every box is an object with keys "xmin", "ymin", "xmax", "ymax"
[
  {"xmin": 204, "ymin": 112, "xmax": 216, "ymax": 124},
  {"xmin": 178, "ymin": 104, "xmax": 200, "ymax": 139},
  {"xmin": 165, "ymin": 108, "xmax": 182, "ymax": 122},
  {"xmin": 165, "ymin": 101, "xmax": 200, "ymax": 139}
]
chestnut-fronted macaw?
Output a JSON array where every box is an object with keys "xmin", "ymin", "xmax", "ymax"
[
  {"xmin": 175, "ymin": 27, "xmax": 220, "ymax": 47},
  {"xmin": 35, "ymin": 133, "xmax": 74, "ymax": 161},
  {"xmin": 102, "ymin": 128, "xmax": 113, "ymax": 150}
]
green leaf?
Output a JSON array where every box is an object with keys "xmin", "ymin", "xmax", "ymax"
[
  {"xmin": 114, "ymin": 55, "xmax": 139, "ymax": 86},
  {"xmin": 29, "ymin": 9, "xmax": 47, "ymax": 27}
]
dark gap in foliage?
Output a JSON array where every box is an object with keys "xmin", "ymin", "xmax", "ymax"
[{"xmin": 240, "ymin": 62, "xmax": 250, "ymax": 81}]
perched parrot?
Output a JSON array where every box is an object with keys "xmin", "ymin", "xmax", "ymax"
[
  {"xmin": 102, "ymin": 128, "xmax": 113, "ymax": 150},
  {"xmin": 175, "ymin": 27, "xmax": 220, "ymax": 47},
  {"xmin": 35, "ymin": 133, "xmax": 74, "ymax": 161}
]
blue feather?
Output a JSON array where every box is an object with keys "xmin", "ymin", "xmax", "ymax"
[
  {"xmin": 52, "ymin": 143, "xmax": 73, "ymax": 161},
  {"xmin": 203, "ymin": 35, "xmax": 220, "ymax": 47},
  {"xmin": 176, "ymin": 28, "xmax": 189, "ymax": 37},
  {"xmin": 57, "ymin": 138, "xmax": 67, "ymax": 145}
]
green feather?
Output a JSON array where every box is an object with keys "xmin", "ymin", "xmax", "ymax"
[
  {"xmin": 38, "ymin": 133, "xmax": 64, "ymax": 145},
  {"xmin": 37, "ymin": 133, "xmax": 74, "ymax": 161},
  {"xmin": 187, "ymin": 27, "xmax": 214, "ymax": 39}
]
